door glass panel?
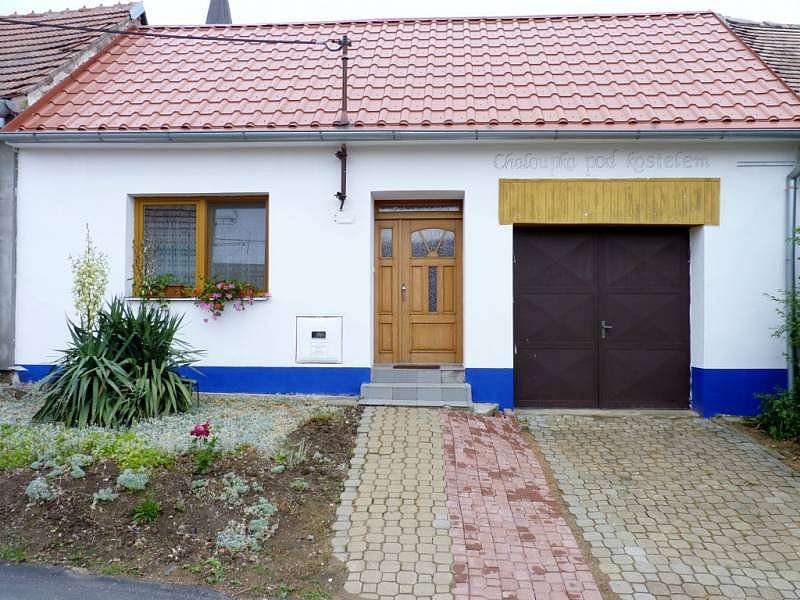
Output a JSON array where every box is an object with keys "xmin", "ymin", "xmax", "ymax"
[
  {"xmin": 411, "ymin": 228, "xmax": 455, "ymax": 257},
  {"xmin": 209, "ymin": 202, "xmax": 266, "ymax": 289},
  {"xmin": 380, "ymin": 228, "xmax": 392, "ymax": 258},
  {"xmin": 428, "ymin": 266, "xmax": 438, "ymax": 312},
  {"xmin": 142, "ymin": 204, "xmax": 197, "ymax": 286}
]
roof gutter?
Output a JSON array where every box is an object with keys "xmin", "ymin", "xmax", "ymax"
[
  {"xmin": 786, "ymin": 153, "xmax": 800, "ymax": 392},
  {"xmin": 2, "ymin": 128, "xmax": 800, "ymax": 144}
]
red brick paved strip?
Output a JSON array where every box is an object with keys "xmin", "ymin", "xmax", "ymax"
[{"xmin": 441, "ymin": 411, "xmax": 602, "ymax": 600}]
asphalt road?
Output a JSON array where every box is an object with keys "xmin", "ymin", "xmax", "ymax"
[{"xmin": 0, "ymin": 562, "xmax": 228, "ymax": 600}]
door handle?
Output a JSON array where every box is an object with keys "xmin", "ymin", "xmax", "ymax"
[
  {"xmin": 600, "ymin": 320, "xmax": 613, "ymax": 340},
  {"xmin": 400, "ymin": 283, "xmax": 407, "ymax": 301}
]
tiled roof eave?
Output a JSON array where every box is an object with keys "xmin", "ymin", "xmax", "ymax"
[{"xmin": 4, "ymin": 125, "xmax": 800, "ymax": 143}]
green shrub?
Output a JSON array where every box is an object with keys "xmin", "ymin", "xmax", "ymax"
[
  {"xmin": 289, "ymin": 478, "xmax": 308, "ymax": 492},
  {"xmin": 245, "ymin": 497, "xmax": 278, "ymax": 518},
  {"xmin": 25, "ymin": 476, "xmax": 55, "ymax": 503},
  {"xmin": 117, "ymin": 467, "xmax": 150, "ymax": 491},
  {"xmin": 220, "ymin": 472, "xmax": 250, "ymax": 503},
  {"xmin": 191, "ymin": 478, "xmax": 208, "ymax": 492},
  {"xmin": 33, "ymin": 298, "xmax": 198, "ymax": 428},
  {"xmin": 755, "ymin": 388, "xmax": 800, "ymax": 440},
  {"xmin": 132, "ymin": 497, "xmax": 162, "ymax": 524},
  {"xmin": 216, "ymin": 521, "xmax": 256, "ymax": 553},
  {"xmin": 92, "ymin": 487, "xmax": 118, "ymax": 506}
]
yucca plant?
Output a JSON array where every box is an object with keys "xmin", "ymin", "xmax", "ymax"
[{"xmin": 34, "ymin": 298, "xmax": 199, "ymax": 428}]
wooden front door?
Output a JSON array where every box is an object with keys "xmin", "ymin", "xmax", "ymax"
[
  {"xmin": 513, "ymin": 227, "xmax": 689, "ymax": 409},
  {"xmin": 375, "ymin": 209, "xmax": 462, "ymax": 364}
]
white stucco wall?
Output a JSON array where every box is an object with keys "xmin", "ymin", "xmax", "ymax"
[{"xmin": 12, "ymin": 139, "xmax": 797, "ymax": 373}]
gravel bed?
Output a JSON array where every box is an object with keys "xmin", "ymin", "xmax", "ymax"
[{"xmin": 0, "ymin": 386, "xmax": 351, "ymax": 457}]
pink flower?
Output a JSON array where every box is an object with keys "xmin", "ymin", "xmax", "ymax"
[
  {"xmin": 216, "ymin": 282, "xmax": 225, "ymax": 289},
  {"xmin": 190, "ymin": 421, "xmax": 211, "ymax": 437}
]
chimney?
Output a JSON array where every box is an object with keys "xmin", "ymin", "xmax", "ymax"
[{"xmin": 206, "ymin": 0, "xmax": 232, "ymax": 24}]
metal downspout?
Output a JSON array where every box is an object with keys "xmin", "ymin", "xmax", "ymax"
[{"xmin": 787, "ymin": 154, "xmax": 800, "ymax": 392}]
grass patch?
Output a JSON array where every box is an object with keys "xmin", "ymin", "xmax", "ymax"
[
  {"xmin": 0, "ymin": 545, "xmax": 26, "ymax": 562},
  {"xmin": 98, "ymin": 562, "xmax": 142, "ymax": 577}
]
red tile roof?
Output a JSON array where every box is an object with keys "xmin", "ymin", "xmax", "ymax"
[
  {"xmin": 0, "ymin": 3, "xmax": 142, "ymax": 99},
  {"xmin": 6, "ymin": 11, "xmax": 800, "ymax": 132}
]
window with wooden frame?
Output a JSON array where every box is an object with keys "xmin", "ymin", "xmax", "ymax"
[{"xmin": 134, "ymin": 196, "xmax": 268, "ymax": 293}]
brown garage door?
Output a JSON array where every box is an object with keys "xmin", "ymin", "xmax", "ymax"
[{"xmin": 513, "ymin": 227, "xmax": 689, "ymax": 409}]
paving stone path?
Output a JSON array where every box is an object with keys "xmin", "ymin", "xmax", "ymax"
[
  {"xmin": 441, "ymin": 411, "xmax": 602, "ymax": 600},
  {"xmin": 339, "ymin": 407, "xmax": 453, "ymax": 599},
  {"xmin": 525, "ymin": 414, "xmax": 800, "ymax": 600},
  {"xmin": 336, "ymin": 407, "xmax": 602, "ymax": 599}
]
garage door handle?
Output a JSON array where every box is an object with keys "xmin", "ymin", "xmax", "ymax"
[{"xmin": 600, "ymin": 320, "xmax": 613, "ymax": 339}]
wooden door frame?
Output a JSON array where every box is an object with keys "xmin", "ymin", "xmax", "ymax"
[{"xmin": 373, "ymin": 201, "xmax": 463, "ymax": 364}]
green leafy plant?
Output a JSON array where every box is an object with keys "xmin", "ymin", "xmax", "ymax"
[
  {"xmin": 132, "ymin": 497, "xmax": 162, "ymax": 524},
  {"xmin": 33, "ymin": 298, "xmax": 198, "ymax": 428},
  {"xmin": 203, "ymin": 557, "xmax": 225, "ymax": 584},
  {"xmin": 759, "ymin": 231, "xmax": 800, "ymax": 441},
  {"xmin": 191, "ymin": 478, "xmax": 208, "ymax": 492},
  {"xmin": 194, "ymin": 279, "xmax": 258, "ymax": 321},
  {"xmin": 755, "ymin": 389, "xmax": 800, "ymax": 440},
  {"xmin": 273, "ymin": 437, "xmax": 310, "ymax": 471},
  {"xmin": 71, "ymin": 225, "xmax": 109, "ymax": 330}
]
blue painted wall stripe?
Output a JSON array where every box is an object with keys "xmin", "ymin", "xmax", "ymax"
[
  {"xmin": 466, "ymin": 368, "xmax": 514, "ymax": 410},
  {"xmin": 691, "ymin": 367, "xmax": 787, "ymax": 417},
  {"xmin": 20, "ymin": 364, "xmax": 371, "ymax": 396},
  {"xmin": 20, "ymin": 363, "xmax": 787, "ymax": 417}
]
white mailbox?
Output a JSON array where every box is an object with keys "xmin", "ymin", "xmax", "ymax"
[{"xmin": 296, "ymin": 316, "xmax": 343, "ymax": 364}]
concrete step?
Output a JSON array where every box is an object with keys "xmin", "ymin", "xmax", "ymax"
[
  {"xmin": 359, "ymin": 382, "xmax": 472, "ymax": 407},
  {"xmin": 370, "ymin": 365, "xmax": 466, "ymax": 384}
]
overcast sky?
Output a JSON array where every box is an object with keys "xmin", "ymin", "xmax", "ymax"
[{"xmin": 2, "ymin": 0, "xmax": 799, "ymax": 24}]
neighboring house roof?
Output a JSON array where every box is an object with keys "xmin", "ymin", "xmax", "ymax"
[
  {"xmin": 5, "ymin": 11, "xmax": 800, "ymax": 133},
  {"xmin": 0, "ymin": 3, "xmax": 145, "ymax": 104},
  {"xmin": 726, "ymin": 17, "xmax": 800, "ymax": 95}
]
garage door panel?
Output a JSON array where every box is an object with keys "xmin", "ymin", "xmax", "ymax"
[
  {"xmin": 515, "ymin": 347, "xmax": 596, "ymax": 408},
  {"xmin": 601, "ymin": 293, "xmax": 689, "ymax": 345},
  {"xmin": 516, "ymin": 292, "xmax": 595, "ymax": 343},
  {"xmin": 603, "ymin": 233, "xmax": 687, "ymax": 289},
  {"xmin": 600, "ymin": 348, "xmax": 689, "ymax": 409},
  {"xmin": 515, "ymin": 234, "xmax": 594, "ymax": 288},
  {"xmin": 513, "ymin": 227, "xmax": 689, "ymax": 409}
]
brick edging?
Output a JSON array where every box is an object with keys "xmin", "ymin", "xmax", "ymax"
[{"xmin": 332, "ymin": 406, "xmax": 375, "ymax": 561}]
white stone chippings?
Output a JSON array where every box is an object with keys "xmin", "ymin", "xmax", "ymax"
[{"xmin": 0, "ymin": 392, "xmax": 343, "ymax": 457}]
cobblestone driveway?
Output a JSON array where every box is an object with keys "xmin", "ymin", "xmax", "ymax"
[{"xmin": 525, "ymin": 414, "xmax": 800, "ymax": 600}]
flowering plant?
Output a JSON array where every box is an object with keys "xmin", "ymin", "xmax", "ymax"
[
  {"xmin": 190, "ymin": 420, "xmax": 211, "ymax": 438},
  {"xmin": 194, "ymin": 279, "xmax": 258, "ymax": 321},
  {"xmin": 71, "ymin": 225, "xmax": 108, "ymax": 330},
  {"xmin": 189, "ymin": 420, "xmax": 218, "ymax": 474}
]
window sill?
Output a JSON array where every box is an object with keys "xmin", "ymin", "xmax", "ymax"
[{"xmin": 124, "ymin": 296, "xmax": 271, "ymax": 303}]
